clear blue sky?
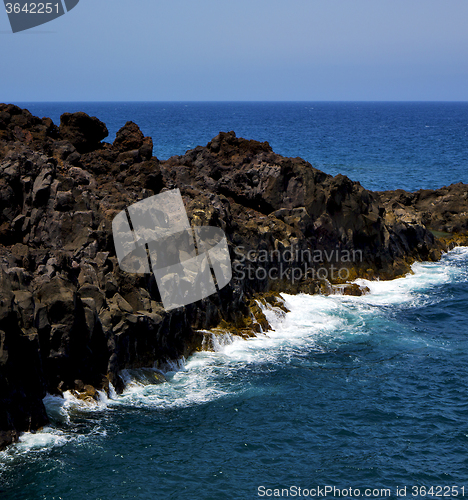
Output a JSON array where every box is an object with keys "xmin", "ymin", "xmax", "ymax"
[{"xmin": 1, "ymin": 0, "xmax": 467, "ymax": 101}]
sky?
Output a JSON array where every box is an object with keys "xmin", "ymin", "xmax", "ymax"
[{"xmin": 1, "ymin": 0, "xmax": 468, "ymax": 101}]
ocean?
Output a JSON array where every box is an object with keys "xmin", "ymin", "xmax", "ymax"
[{"xmin": 1, "ymin": 102, "xmax": 468, "ymax": 499}]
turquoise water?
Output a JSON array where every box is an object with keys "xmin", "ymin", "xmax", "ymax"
[
  {"xmin": 1, "ymin": 103, "xmax": 468, "ymax": 499},
  {"xmin": 16, "ymin": 101, "xmax": 468, "ymax": 191}
]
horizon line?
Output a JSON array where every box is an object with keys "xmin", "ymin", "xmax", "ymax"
[{"xmin": 8, "ymin": 100, "xmax": 468, "ymax": 104}]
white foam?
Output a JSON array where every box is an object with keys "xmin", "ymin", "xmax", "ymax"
[
  {"xmin": 348, "ymin": 247, "xmax": 467, "ymax": 307},
  {"xmin": 54, "ymin": 247, "xmax": 468, "ymax": 413},
  {"xmin": 114, "ymin": 358, "xmax": 230, "ymax": 410},
  {"xmin": 42, "ymin": 393, "xmax": 72, "ymax": 424},
  {"xmin": 444, "ymin": 245, "xmax": 468, "ymax": 263},
  {"xmin": 0, "ymin": 427, "xmax": 72, "ymax": 468},
  {"xmin": 15, "ymin": 428, "xmax": 69, "ymax": 452},
  {"xmin": 42, "ymin": 390, "xmax": 110, "ymax": 424}
]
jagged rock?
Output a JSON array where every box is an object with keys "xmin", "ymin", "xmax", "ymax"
[
  {"xmin": 140, "ymin": 136, "xmax": 153, "ymax": 160},
  {"xmin": 378, "ymin": 183, "xmax": 468, "ymax": 235},
  {"xmin": 52, "ymin": 140, "xmax": 76, "ymax": 161},
  {"xmin": 113, "ymin": 121, "xmax": 144, "ymax": 152},
  {"xmin": 331, "ymin": 283, "xmax": 370, "ymax": 296},
  {"xmin": 68, "ymin": 166, "xmax": 91, "ymax": 185},
  {"xmin": 0, "ymin": 430, "xmax": 19, "ymax": 451},
  {"xmin": 59, "ymin": 112, "xmax": 108, "ymax": 153},
  {"xmin": 114, "ymin": 293, "xmax": 134, "ymax": 314},
  {"xmin": 32, "ymin": 165, "xmax": 55, "ymax": 206},
  {"xmin": 113, "ymin": 122, "xmax": 154, "ymax": 164},
  {"xmin": 0, "ymin": 104, "xmax": 50, "ymax": 144},
  {"xmin": 115, "ymin": 149, "xmax": 141, "ymax": 166},
  {"xmin": 78, "ymin": 284, "xmax": 106, "ymax": 312},
  {"xmin": 71, "ymin": 383, "xmax": 100, "ymax": 402},
  {"xmin": 13, "ymin": 291, "xmax": 35, "ymax": 328},
  {"xmin": 54, "ymin": 190, "xmax": 74, "ymax": 211},
  {"xmin": 36, "ymin": 276, "xmax": 76, "ymax": 326}
]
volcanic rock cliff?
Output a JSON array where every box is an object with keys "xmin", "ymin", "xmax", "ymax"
[{"xmin": 0, "ymin": 104, "xmax": 467, "ymax": 450}]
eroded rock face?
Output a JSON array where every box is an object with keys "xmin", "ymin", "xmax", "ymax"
[
  {"xmin": 0, "ymin": 270, "xmax": 49, "ymax": 450},
  {"xmin": 378, "ymin": 184, "xmax": 468, "ymax": 235},
  {"xmin": 0, "ymin": 105, "xmax": 467, "ymax": 450}
]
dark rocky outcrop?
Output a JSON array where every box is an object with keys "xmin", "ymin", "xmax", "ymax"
[
  {"xmin": 112, "ymin": 121, "xmax": 154, "ymax": 165},
  {"xmin": 378, "ymin": 184, "xmax": 468, "ymax": 241},
  {"xmin": 59, "ymin": 112, "xmax": 108, "ymax": 153},
  {"xmin": 0, "ymin": 270, "xmax": 49, "ymax": 451},
  {"xmin": 0, "ymin": 105, "xmax": 467, "ymax": 450}
]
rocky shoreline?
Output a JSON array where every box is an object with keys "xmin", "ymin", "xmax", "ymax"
[{"xmin": 1, "ymin": 104, "xmax": 467, "ymax": 451}]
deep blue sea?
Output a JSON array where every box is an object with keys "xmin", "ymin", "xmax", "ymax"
[{"xmin": 1, "ymin": 103, "xmax": 468, "ymax": 499}]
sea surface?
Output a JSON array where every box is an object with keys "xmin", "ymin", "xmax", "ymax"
[{"xmin": 1, "ymin": 103, "xmax": 468, "ymax": 499}]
